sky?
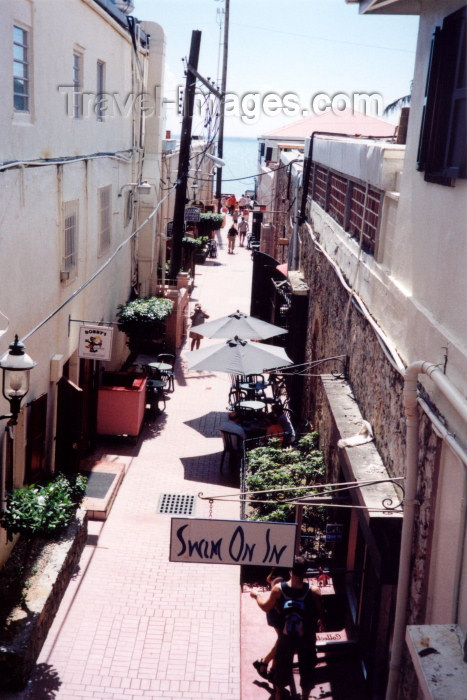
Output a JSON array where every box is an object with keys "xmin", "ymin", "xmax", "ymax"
[{"xmin": 133, "ymin": 0, "xmax": 419, "ymax": 139}]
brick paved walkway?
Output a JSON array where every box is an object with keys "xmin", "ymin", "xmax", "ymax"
[{"xmin": 1, "ymin": 222, "xmax": 252, "ymax": 700}]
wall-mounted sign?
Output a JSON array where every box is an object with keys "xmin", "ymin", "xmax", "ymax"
[
  {"xmin": 170, "ymin": 518, "xmax": 296, "ymax": 567},
  {"xmin": 190, "ymin": 199, "xmax": 205, "ymax": 212},
  {"xmin": 184, "ymin": 206, "xmax": 201, "ymax": 222},
  {"xmin": 78, "ymin": 325, "xmax": 113, "ymax": 361}
]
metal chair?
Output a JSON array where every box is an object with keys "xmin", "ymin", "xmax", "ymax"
[
  {"xmin": 146, "ymin": 376, "xmax": 168, "ymax": 417},
  {"xmin": 219, "ymin": 429, "xmax": 243, "ymax": 471},
  {"xmin": 156, "ymin": 353, "xmax": 175, "ymax": 392},
  {"xmin": 227, "ymin": 387, "xmax": 247, "ymax": 411}
]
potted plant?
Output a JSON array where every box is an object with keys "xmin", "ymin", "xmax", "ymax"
[{"xmin": 116, "ymin": 296, "xmax": 174, "ymax": 352}]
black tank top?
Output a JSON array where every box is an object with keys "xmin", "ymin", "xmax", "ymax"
[{"xmin": 280, "ymin": 582, "xmax": 318, "ymax": 634}]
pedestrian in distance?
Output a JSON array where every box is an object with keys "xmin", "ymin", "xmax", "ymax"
[
  {"xmin": 226, "ymin": 194, "xmax": 237, "ymax": 214},
  {"xmin": 189, "ymin": 303, "xmax": 209, "ymax": 350},
  {"xmin": 238, "ymin": 217, "xmax": 249, "ymax": 246},
  {"xmin": 250, "ymin": 556, "xmax": 325, "ymax": 700},
  {"xmin": 270, "ymin": 403, "xmax": 295, "ymax": 445},
  {"xmin": 227, "ymin": 225, "xmax": 238, "ymax": 254}
]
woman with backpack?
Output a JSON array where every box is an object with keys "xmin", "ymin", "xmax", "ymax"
[{"xmin": 250, "ymin": 556, "xmax": 325, "ymax": 700}]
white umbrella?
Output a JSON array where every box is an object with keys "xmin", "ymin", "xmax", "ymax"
[
  {"xmin": 187, "ymin": 336, "xmax": 293, "ymax": 375},
  {"xmin": 194, "ymin": 310, "xmax": 287, "ymax": 340}
]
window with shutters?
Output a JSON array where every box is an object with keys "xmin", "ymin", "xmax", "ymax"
[
  {"xmin": 96, "ymin": 60, "xmax": 105, "ymax": 122},
  {"xmin": 417, "ymin": 7, "xmax": 466, "ymax": 185},
  {"xmin": 73, "ymin": 52, "xmax": 82, "ymax": 119},
  {"xmin": 98, "ymin": 185, "xmax": 112, "ymax": 254}
]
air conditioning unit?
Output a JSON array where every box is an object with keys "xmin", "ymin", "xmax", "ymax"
[{"xmin": 60, "ymin": 270, "xmax": 70, "ymax": 282}]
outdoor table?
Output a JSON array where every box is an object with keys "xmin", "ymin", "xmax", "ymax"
[
  {"xmin": 148, "ymin": 362, "xmax": 172, "ymax": 372},
  {"xmin": 238, "ymin": 400, "xmax": 265, "ymax": 412}
]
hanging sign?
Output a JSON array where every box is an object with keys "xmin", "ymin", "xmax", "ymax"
[
  {"xmin": 190, "ymin": 199, "xmax": 205, "ymax": 212},
  {"xmin": 166, "ymin": 220, "xmax": 174, "ymax": 237},
  {"xmin": 184, "ymin": 206, "xmax": 201, "ymax": 222},
  {"xmin": 170, "ymin": 518, "xmax": 296, "ymax": 567},
  {"xmin": 78, "ymin": 325, "xmax": 113, "ymax": 361}
]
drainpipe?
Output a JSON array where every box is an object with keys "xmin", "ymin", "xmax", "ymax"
[{"xmin": 386, "ymin": 361, "xmax": 467, "ymax": 700}]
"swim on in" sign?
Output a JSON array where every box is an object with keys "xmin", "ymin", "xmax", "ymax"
[{"xmin": 169, "ymin": 518, "xmax": 296, "ymax": 567}]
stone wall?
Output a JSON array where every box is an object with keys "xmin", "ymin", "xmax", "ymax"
[
  {"xmin": 0, "ymin": 509, "xmax": 88, "ymax": 691},
  {"xmin": 299, "ymin": 224, "xmax": 440, "ymax": 697}
]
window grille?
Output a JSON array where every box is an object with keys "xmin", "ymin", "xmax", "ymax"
[
  {"xmin": 13, "ymin": 26, "xmax": 29, "ymax": 111},
  {"xmin": 328, "ymin": 173, "xmax": 347, "ymax": 227},
  {"xmin": 313, "ymin": 165, "xmax": 328, "ymax": 209},
  {"xmin": 63, "ymin": 200, "xmax": 78, "ymax": 272}
]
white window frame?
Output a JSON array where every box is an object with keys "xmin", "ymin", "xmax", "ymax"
[
  {"xmin": 13, "ymin": 25, "xmax": 29, "ymax": 112},
  {"xmin": 62, "ymin": 200, "xmax": 79, "ymax": 277},
  {"xmin": 73, "ymin": 52, "xmax": 82, "ymax": 119},
  {"xmin": 98, "ymin": 186, "xmax": 112, "ymax": 254}
]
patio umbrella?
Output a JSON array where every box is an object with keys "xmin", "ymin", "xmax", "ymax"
[
  {"xmin": 187, "ymin": 336, "xmax": 293, "ymax": 375},
  {"xmin": 194, "ymin": 310, "xmax": 287, "ymax": 340}
]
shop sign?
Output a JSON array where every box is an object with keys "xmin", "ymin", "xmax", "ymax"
[
  {"xmin": 78, "ymin": 325, "xmax": 113, "ymax": 361},
  {"xmin": 170, "ymin": 518, "xmax": 296, "ymax": 567},
  {"xmin": 184, "ymin": 206, "xmax": 201, "ymax": 222},
  {"xmin": 190, "ymin": 199, "xmax": 205, "ymax": 212},
  {"xmin": 325, "ymin": 523, "xmax": 343, "ymax": 543},
  {"xmin": 166, "ymin": 220, "xmax": 173, "ymax": 237}
]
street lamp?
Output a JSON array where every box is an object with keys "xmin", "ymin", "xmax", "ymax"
[
  {"xmin": 118, "ymin": 181, "xmax": 152, "ymax": 197},
  {"xmin": 0, "ymin": 335, "xmax": 36, "ymax": 425}
]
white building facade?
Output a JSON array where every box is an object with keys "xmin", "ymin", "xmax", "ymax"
[{"xmin": 0, "ymin": 0, "xmax": 165, "ymax": 561}]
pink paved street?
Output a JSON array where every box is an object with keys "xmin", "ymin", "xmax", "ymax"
[{"xmin": 2, "ymin": 221, "xmax": 250, "ymax": 700}]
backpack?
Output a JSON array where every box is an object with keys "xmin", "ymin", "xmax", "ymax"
[{"xmin": 281, "ymin": 583, "xmax": 309, "ymax": 638}]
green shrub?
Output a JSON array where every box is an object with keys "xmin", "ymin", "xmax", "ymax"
[
  {"xmin": 0, "ymin": 472, "xmax": 87, "ymax": 541},
  {"xmin": 245, "ymin": 432, "xmax": 327, "ymax": 530}
]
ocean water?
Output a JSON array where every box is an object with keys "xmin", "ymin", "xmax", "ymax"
[{"xmin": 221, "ymin": 137, "xmax": 258, "ymax": 198}]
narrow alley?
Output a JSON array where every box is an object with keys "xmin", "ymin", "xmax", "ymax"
[{"xmin": 1, "ymin": 221, "xmax": 367, "ymax": 700}]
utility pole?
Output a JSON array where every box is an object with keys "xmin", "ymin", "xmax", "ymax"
[
  {"xmin": 215, "ymin": 0, "xmax": 230, "ymax": 212},
  {"xmin": 169, "ymin": 30, "xmax": 202, "ymax": 280}
]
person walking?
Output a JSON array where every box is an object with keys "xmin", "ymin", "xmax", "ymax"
[
  {"xmin": 251, "ymin": 568, "xmax": 287, "ymax": 681},
  {"xmin": 250, "ymin": 556, "xmax": 325, "ymax": 700},
  {"xmin": 238, "ymin": 217, "xmax": 249, "ymax": 246},
  {"xmin": 227, "ymin": 225, "xmax": 238, "ymax": 254},
  {"xmin": 189, "ymin": 303, "xmax": 209, "ymax": 350}
]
